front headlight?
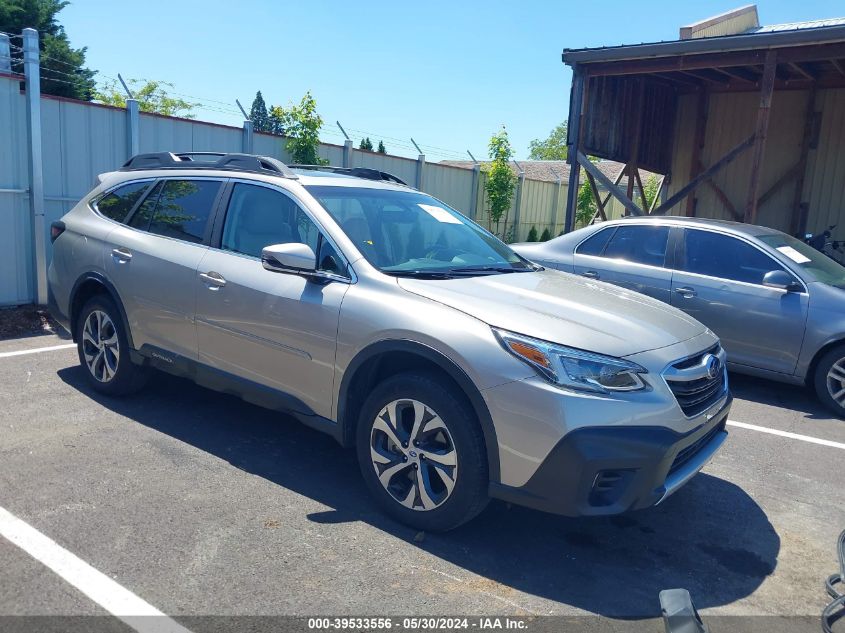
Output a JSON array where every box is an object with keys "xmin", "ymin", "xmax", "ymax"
[{"xmin": 494, "ymin": 329, "xmax": 648, "ymax": 394}]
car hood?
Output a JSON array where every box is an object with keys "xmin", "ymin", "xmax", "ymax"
[{"xmin": 397, "ymin": 269, "xmax": 707, "ymax": 357}]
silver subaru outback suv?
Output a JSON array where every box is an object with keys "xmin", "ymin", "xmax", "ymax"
[{"xmin": 48, "ymin": 152, "xmax": 731, "ymax": 531}]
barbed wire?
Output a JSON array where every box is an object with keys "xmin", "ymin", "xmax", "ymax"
[
  {"xmin": 21, "ymin": 52, "xmax": 479, "ymax": 160},
  {"xmin": 0, "ymin": 30, "xmax": 22, "ymax": 39}
]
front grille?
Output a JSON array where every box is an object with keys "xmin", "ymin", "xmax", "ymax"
[
  {"xmin": 665, "ymin": 344, "xmax": 727, "ymax": 417},
  {"xmin": 669, "ymin": 421, "xmax": 725, "ymax": 475}
]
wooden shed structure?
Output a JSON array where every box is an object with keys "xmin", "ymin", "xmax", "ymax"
[{"xmin": 561, "ymin": 5, "xmax": 845, "ymax": 238}]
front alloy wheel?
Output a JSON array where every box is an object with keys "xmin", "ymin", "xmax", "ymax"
[
  {"xmin": 369, "ymin": 399, "xmax": 458, "ymax": 511},
  {"xmin": 356, "ymin": 371, "xmax": 489, "ymax": 531},
  {"xmin": 82, "ymin": 309, "xmax": 120, "ymax": 382}
]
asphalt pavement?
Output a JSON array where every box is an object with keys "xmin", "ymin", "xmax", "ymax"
[{"xmin": 0, "ymin": 332, "xmax": 843, "ymax": 631}]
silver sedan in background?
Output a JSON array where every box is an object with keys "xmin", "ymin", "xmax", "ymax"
[{"xmin": 514, "ymin": 217, "xmax": 845, "ymax": 417}]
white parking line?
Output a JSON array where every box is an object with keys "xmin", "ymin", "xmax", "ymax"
[
  {"xmin": 0, "ymin": 506, "xmax": 192, "ymax": 633},
  {"xmin": 727, "ymin": 419, "xmax": 845, "ymax": 450},
  {"xmin": 0, "ymin": 343, "xmax": 76, "ymax": 359}
]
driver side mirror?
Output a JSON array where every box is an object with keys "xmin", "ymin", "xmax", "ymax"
[
  {"xmin": 762, "ymin": 269, "xmax": 802, "ymax": 292},
  {"xmin": 261, "ymin": 243, "xmax": 317, "ymax": 274}
]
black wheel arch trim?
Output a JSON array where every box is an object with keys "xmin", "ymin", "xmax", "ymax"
[
  {"xmin": 68, "ymin": 272, "xmax": 134, "ymax": 349},
  {"xmin": 338, "ymin": 339, "xmax": 501, "ymax": 483}
]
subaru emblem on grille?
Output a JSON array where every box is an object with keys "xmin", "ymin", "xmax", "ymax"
[{"xmin": 704, "ymin": 354, "xmax": 721, "ymax": 380}]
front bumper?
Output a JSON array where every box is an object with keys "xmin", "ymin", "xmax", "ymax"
[{"xmin": 489, "ymin": 395, "xmax": 731, "ymax": 516}]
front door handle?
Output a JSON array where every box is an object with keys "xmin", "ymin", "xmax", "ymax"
[
  {"xmin": 675, "ymin": 286, "xmax": 697, "ymax": 298},
  {"xmin": 111, "ymin": 247, "xmax": 132, "ymax": 262},
  {"xmin": 582, "ymin": 270, "xmax": 600, "ymax": 279},
  {"xmin": 199, "ymin": 271, "xmax": 227, "ymax": 289}
]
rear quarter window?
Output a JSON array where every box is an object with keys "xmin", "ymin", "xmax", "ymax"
[
  {"xmin": 94, "ymin": 181, "xmax": 152, "ymax": 223},
  {"xmin": 575, "ymin": 227, "xmax": 615, "ymax": 256}
]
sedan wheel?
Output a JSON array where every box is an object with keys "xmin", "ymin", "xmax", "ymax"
[
  {"xmin": 369, "ymin": 399, "xmax": 458, "ymax": 511},
  {"xmin": 813, "ymin": 344, "xmax": 845, "ymax": 418},
  {"xmin": 825, "ymin": 358, "xmax": 845, "ymax": 408}
]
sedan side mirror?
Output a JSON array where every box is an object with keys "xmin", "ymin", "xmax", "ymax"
[
  {"xmin": 262, "ymin": 243, "xmax": 317, "ymax": 274},
  {"xmin": 762, "ymin": 269, "xmax": 801, "ymax": 292}
]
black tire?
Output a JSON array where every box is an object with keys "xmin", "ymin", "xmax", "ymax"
[
  {"xmin": 356, "ymin": 371, "xmax": 489, "ymax": 531},
  {"xmin": 76, "ymin": 295, "xmax": 148, "ymax": 396},
  {"xmin": 813, "ymin": 344, "xmax": 845, "ymax": 419}
]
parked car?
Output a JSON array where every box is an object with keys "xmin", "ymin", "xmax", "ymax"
[
  {"xmin": 48, "ymin": 152, "xmax": 730, "ymax": 531},
  {"xmin": 514, "ymin": 216, "xmax": 845, "ymax": 417}
]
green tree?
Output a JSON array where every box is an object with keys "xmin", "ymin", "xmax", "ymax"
[
  {"xmin": 526, "ymin": 226, "xmax": 538, "ymax": 242},
  {"xmin": 1, "ymin": 0, "xmax": 97, "ymax": 100},
  {"xmin": 359, "ymin": 137, "xmax": 373, "ymax": 151},
  {"xmin": 377, "ymin": 140, "xmax": 386, "ymax": 154},
  {"xmin": 576, "ymin": 180, "xmax": 597, "ymax": 228},
  {"xmin": 95, "ymin": 78, "xmax": 198, "ymax": 118},
  {"xmin": 250, "ymin": 91, "xmax": 270, "ymax": 133},
  {"xmin": 540, "ymin": 227, "xmax": 552, "ymax": 241},
  {"xmin": 528, "ymin": 121, "xmax": 568, "ymax": 161},
  {"xmin": 484, "ymin": 126, "xmax": 517, "ymax": 237},
  {"xmin": 642, "ymin": 174, "xmax": 660, "ymax": 211},
  {"xmin": 269, "ymin": 91, "xmax": 327, "ymax": 165}
]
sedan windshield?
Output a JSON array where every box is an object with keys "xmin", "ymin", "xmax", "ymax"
[
  {"xmin": 759, "ymin": 233, "xmax": 845, "ymax": 287},
  {"xmin": 305, "ymin": 185, "xmax": 532, "ymax": 276}
]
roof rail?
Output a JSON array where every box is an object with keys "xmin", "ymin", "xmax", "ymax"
[
  {"xmin": 289, "ymin": 164, "xmax": 408, "ymax": 186},
  {"xmin": 120, "ymin": 152, "xmax": 298, "ymax": 178}
]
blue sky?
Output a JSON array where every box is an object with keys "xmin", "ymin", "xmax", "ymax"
[{"xmin": 61, "ymin": 0, "xmax": 845, "ymax": 161}]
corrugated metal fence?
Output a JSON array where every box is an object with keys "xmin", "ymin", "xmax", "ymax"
[{"xmin": 0, "ymin": 71, "xmax": 586, "ymax": 306}]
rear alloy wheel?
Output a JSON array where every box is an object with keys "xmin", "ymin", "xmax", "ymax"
[
  {"xmin": 356, "ymin": 372, "xmax": 488, "ymax": 531},
  {"xmin": 81, "ymin": 309, "xmax": 120, "ymax": 383},
  {"xmin": 76, "ymin": 296, "xmax": 147, "ymax": 396},
  {"xmin": 814, "ymin": 344, "xmax": 845, "ymax": 418}
]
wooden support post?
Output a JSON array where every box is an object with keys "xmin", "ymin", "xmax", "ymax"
[
  {"xmin": 649, "ymin": 176, "xmax": 665, "ymax": 213},
  {"xmin": 626, "ymin": 79, "xmax": 645, "ymax": 213},
  {"xmin": 589, "ymin": 166, "xmax": 626, "ymax": 224},
  {"xmin": 652, "ymin": 134, "xmax": 756, "ymax": 216},
  {"xmin": 634, "ymin": 170, "xmax": 648, "ymax": 210},
  {"xmin": 791, "ymin": 88, "xmax": 817, "ymax": 236},
  {"xmin": 745, "ymin": 50, "xmax": 777, "ymax": 224},
  {"xmin": 585, "ymin": 171, "xmax": 607, "ymax": 221},
  {"xmin": 704, "ymin": 174, "xmax": 743, "ymax": 221},
  {"xmin": 686, "ymin": 89, "xmax": 708, "ymax": 217},
  {"xmin": 578, "ymin": 151, "xmax": 644, "ymax": 216},
  {"xmin": 563, "ymin": 67, "xmax": 585, "ymax": 233}
]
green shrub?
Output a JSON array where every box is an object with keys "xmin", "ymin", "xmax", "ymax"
[
  {"xmin": 526, "ymin": 226, "xmax": 539, "ymax": 242},
  {"xmin": 540, "ymin": 228, "xmax": 552, "ymax": 241}
]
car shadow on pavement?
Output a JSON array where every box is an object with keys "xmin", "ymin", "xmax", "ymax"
[
  {"xmin": 728, "ymin": 371, "xmax": 836, "ymax": 420},
  {"xmin": 58, "ymin": 366, "xmax": 780, "ymax": 618}
]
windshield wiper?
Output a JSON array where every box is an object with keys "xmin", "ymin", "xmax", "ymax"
[
  {"xmin": 448, "ymin": 265, "xmax": 535, "ymax": 275},
  {"xmin": 383, "ymin": 270, "xmax": 458, "ymax": 279}
]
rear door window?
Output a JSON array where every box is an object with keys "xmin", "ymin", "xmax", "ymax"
[
  {"xmin": 681, "ymin": 229, "xmax": 785, "ymax": 285},
  {"xmin": 129, "ymin": 179, "xmax": 221, "ymax": 244},
  {"xmin": 602, "ymin": 225, "xmax": 669, "ymax": 268},
  {"xmin": 95, "ymin": 181, "xmax": 151, "ymax": 223}
]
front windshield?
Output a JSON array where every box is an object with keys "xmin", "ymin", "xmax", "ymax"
[
  {"xmin": 305, "ymin": 185, "xmax": 531, "ymax": 276},
  {"xmin": 758, "ymin": 233, "xmax": 845, "ymax": 287}
]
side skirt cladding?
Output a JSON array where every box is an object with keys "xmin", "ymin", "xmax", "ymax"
[{"xmin": 133, "ymin": 344, "xmax": 343, "ymax": 443}]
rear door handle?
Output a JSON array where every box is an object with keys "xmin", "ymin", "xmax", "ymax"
[
  {"xmin": 675, "ymin": 286, "xmax": 697, "ymax": 298},
  {"xmin": 582, "ymin": 270, "xmax": 600, "ymax": 279},
  {"xmin": 199, "ymin": 271, "xmax": 227, "ymax": 289},
  {"xmin": 111, "ymin": 247, "xmax": 132, "ymax": 262}
]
